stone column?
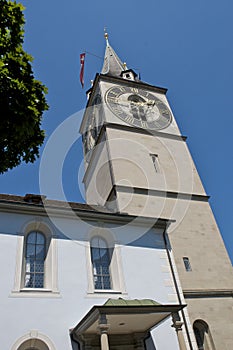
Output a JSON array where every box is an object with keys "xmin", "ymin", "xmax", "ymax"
[
  {"xmin": 81, "ymin": 335, "xmax": 92, "ymax": 350},
  {"xmin": 172, "ymin": 312, "xmax": 187, "ymax": 350},
  {"xmin": 98, "ymin": 314, "xmax": 110, "ymax": 350},
  {"xmin": 133, "ymin": 332, "xmax": 146, "ymax": 350}
]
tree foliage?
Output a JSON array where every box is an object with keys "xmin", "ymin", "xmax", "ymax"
[{"xmin": 0, "ymin": 0, "xmax": 48, "ymax": 173}]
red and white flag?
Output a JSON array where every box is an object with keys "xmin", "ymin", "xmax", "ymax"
[{"xmin": 80, "ymin": 53, "xmax": 85, "ymax": 88}]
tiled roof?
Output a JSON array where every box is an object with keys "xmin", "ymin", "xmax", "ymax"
[
  {"xmin": 101, "ymin": 36, "xmax": 126, "ymax": 76},
  {"xmin": 0, "ymin": 193, "xmax": 112, "ymax": 213}
]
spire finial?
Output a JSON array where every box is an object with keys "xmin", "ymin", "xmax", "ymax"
[{"xmin": 104, "ymin": 27, "xmax": 109, "ymax": 46}]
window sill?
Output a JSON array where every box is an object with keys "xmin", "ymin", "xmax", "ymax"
[
  {"xmin": 10, "ymin": 288, "xmax": 60, "ymax": 298},
  {"xmin": 86, "ymin": 290, "xmax": 127, "ymax": 297}
]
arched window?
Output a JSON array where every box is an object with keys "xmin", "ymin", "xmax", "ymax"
[
  {"xmin": 24, "ymin": 231, "xmax": 46, "ymax": 288},
  {"xmin": 90, "ymin": 237, "xmax": 112, "ymax": 290},
  {"xmin": 193, "ymin": 320, "xmax": 215, "ymax": 350},
  {"xmin": 193, "ymin": 325, "xmax": 204, "ymax": 350},
  {"xmin": 12, "ymin": 332, "xmax": 56, "ymax": 350},
  {"xmin": 16, "ymin": 338, "xmax": 49, "ymax": 350}
]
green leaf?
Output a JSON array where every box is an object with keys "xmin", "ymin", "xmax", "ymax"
[{"xmin": 0, "ymin": 0, "xmax": 49, "ymax": 173}]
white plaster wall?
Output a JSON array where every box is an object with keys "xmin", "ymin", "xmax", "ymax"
[
  {"xmin": 150, "ymin": 318, "xmax": 180, "ymax": 350},
  {"xmin": 0, "ymin": 211, "xmax": 181, "ymax": 350},
  {"xmin": 119, "ymin": 230, "xmax": 178, "ymax": 304}
]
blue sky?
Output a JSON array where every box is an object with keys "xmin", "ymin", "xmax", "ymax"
[{"xmin": 1, "ymin": 0, "xmax": 232, "ymax": 263}]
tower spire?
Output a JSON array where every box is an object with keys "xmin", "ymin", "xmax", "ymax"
[{"xmin": 101, "ymin": 30, "xmax": 128, "ymax": 76}]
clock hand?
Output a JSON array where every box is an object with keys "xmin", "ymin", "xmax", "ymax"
[
  {"xmin": 117, "ymin": 100, "xmax": 144, "ymax": 107},
  {"xmin": 146, "ymin": 100, "xmax": 156, "ymax": 106},
  {"xmin": 111, "ymin": 99, "xmax": 155, "ymax": 108},
  {"xmin": 131, "ymin": 100, "xmax": 155, "ymax": 107}
]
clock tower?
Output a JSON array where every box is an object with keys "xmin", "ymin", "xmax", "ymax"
[
  {"xmin": 80, "ymin": 33, "xmax": 233, "ymax": 350},
  {"xmin": 80, "ymin": 33, "xmax": 205, "ymax": 216}
]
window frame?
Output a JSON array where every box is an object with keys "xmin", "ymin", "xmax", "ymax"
[
  {"xmin": 24, "ymin": 231, "xmax": 46, "ymax": 289},
  {"xmin": 86, "ymin": 229, "xmax": 126, "ymax": 295},
  {"xmin": 183, "ymin": 256, "xmax": 192, "ymax": 272},
  {"xmin": 90, "ymin": 236, "xmax": 112, "ymax": 290},
  {"xmin": 11, "ymin": 331, "xmax": 56, "ymax": 350},
  {"xmin": 193, "ymin": 320, "xmax": 216, "ymax": 350},
  {"xmin": 150, "ymin": 153, "xmax": 160, "ymax": 173},
  {"xmin": 12, "ymin": 220, "xmax": 59, "ymax": 296}
]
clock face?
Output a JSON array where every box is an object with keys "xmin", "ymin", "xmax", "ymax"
[{"xmin": 105, "ymin": 85, "xmax": 172, "ymax": 130}]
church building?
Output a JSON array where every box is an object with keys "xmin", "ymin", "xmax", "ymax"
[{"xmin": 0, "ymin": 33, "xmax": 232, "ymax": 350}]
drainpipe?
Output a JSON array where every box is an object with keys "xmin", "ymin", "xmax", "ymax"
[
  {"xmin": 70, "ymin": 332, "xmax": 81, "ymax": 350},
  {"xmin": 163, "ymin": 226, "xmax": 194, "ymax": 350}
]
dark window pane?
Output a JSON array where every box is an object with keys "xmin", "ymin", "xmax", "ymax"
[
  {"xmin": 35, "ymin": 262, "xmax": 44, "ymax": 273},
  {"xmin": 36, "ymin": 244, "xmax": 45, "ymax": 258},
  {"xmin": 194, "ymin": 326, "xmax": 204, "ymax": 350},
  {"xmin": 94, "ymin": 276, "xmax": 102, "ymax": 289},
  {"xmin": 34, "ymin": 274, "xmax": 44, "ymax": 288},
  {"xmin": 27, "ymin": 232, "xmax": 37, "ymax": 244},
  {"xmin": 25, "ymin": 273, "xmax": 34, "ymax": 288},
  {"xmin": 183, "ymin": 257, "xmax": 192, "ymax": 271},
  {"xmin": 102, "ymin": 266, "xmax": 110, "ymax": 274},
  {"xmin": 92, "ymin": 248, "xmax": 100, "ymax": 261},
  {"xmin": 91, "ymin": 237, "xmax": 111, "ymax": 290},
  {"xmin": 26, "ymin": 244, "xmax": 35, "ymax": 257},
  {"xmin": 103, "ymin": 275, "xmax": 111, "ymax": 289},
  {"xmin": 93, "ymin": 263, "xmax": 102, "ymax": 275},
  {"xmin": 36, "ymin": 232, "xmax": 45, "ymax": 244},
  {"xmin": 24, "ymin": 231, "xmax": 46, "ymax": 288}
]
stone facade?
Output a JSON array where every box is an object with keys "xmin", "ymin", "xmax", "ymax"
[{"xmin": 81, "ymin": 38, "xmax": 233, "ymax": 349}]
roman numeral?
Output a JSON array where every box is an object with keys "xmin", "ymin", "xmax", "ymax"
[
  {"xmin": 130, "ymin": 87, "xmax": 139, "ymax": 93},
  {"xmin": 109, "ymin": 90, "xmax": 118, "ymax": 96},
  {"xmin": 124, "ymin": 115, "xmax": 134, "ymax": 124},
  {"xmin": 141, "ymin": 121, "xmax": 148, "ymax": 128},
  {"xmin": 161, "ymin": 109, "xmax": 170, "ymax": 115},
  {"xmin": 108, "ymin": 97, "xmax": 118, "ymax": 103}
]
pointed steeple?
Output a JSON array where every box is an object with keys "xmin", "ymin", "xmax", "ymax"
[{"xmin": 101, "ymin": 31, "xmax": 128, "ymax": 76}]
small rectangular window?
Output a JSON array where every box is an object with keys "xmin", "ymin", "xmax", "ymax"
[
  {"xmin": 183, "ymin": 257, "xmax": 192, "ymax": 271},
  {"xmin": 150, "ymin": 153, "xmax": 160, "ymax": 173}
]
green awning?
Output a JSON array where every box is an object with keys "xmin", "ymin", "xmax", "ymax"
[{"xmin": 104, "ymin": 298, "xmax": 161, "ymax": 307}]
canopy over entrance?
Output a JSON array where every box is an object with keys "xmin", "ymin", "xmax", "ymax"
[{"xmin": 71, "ymin": 298, "xmax": 186, "ymax": 350}]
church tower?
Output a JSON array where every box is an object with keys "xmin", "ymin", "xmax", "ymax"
[{"xmin": 80, "ymin": 33, "xmax": 233, "ymax": 350}]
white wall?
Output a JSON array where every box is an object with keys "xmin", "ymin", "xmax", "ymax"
[{"xmin": 0, "ymin": 210, "xmax": 181, "ymax": 350}]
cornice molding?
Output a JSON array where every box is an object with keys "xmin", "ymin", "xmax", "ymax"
[
  {"xmin": 114, "ymin": 185, "xmax": 209, "ymax": 202},
  {"xmin": 183, "ymin": 289, "xmax": 233, "ymax": 298},
  {"xmin": 0, "ymin": 200, "xmax": 170, "ymax": 228},
  {"xmin": 104, "ymin": 122, "xmax": 187, "ymax": 141},
  {"xmin": 86, "ymin": 73, "xmax": 168, "ymax": 97},
  {"xmin": 99, "ymin": 73, "xmax": 168, "ymax": 94}
]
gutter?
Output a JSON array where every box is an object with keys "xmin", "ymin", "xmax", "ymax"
[{"xmin": 163, "ymin": 227, "xmax": 194, "ymax": 350}]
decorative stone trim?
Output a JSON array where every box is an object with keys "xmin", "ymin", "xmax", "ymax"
[
  {"xmin": 183, "ymin": 289, "xmax": 233, "ymax": 298},
  {"xmin": 11, "ymin": 331, "xmax": 56, "ymax": 350}
]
